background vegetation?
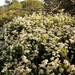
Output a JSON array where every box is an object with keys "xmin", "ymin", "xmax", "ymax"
[
  {"xmin": 0, "ymin": 0, "xmax": 75, "ymax": 75},
  {"xmin": 0, "ymin": 0, "xmax": 75, "ymax": 27}
]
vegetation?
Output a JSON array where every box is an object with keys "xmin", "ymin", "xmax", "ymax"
[
  {"xmin": 0, "ymin": 12, "xmax": 75, "ymax": 75},
  {"xmin": 0, "ymin": 0, "xmax": 75, "ymax": 75},
  {"xmin": 0, "ymin": 0, "xmax": 75, "ymax": 27},
  {"xmin": 44, "ymin": 0, "xmax": 75, "ymax": 14},
  {"xmin": 10, "ymin": 0, "xmax": 22, "ymax": 9},
  {"xmin": 0, "ymin": 0, "xmax": 43, "ymax": 27}
]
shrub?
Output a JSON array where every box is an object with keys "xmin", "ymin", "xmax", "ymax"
[
  {"xmin": 10, "ymin": 1, "xmax": 22, "ymax": 10},
  {"xmin": 0, "ymin": 10, "xmax": 30, "ymax": 27},
  {"xmin": 0, "ymin": 12, "xmax": 75, "ymax": 75},
  {"xmin": 21, "ymin": 0, "xmax": 44, "ymax": 10}
]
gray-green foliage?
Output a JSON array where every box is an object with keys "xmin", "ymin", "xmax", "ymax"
[
  {"xmin": 44, "ymin": 0, "xmax": 75, "ymax": 13},
  {"xmin": 44, "ymin": 0, "xmax": 62, "ymax": 12},
  {"xmin": 22, "ymin": 0, "xmax": 44, "ymax": 10},
  {"xmin": 10, "ymin": 0, "xmax": 22, "ymax": 9}
]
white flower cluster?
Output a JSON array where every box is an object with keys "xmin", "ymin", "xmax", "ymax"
[{"xmin": 0, "ymin": 12, "xmax": 75, "ymax": 75}]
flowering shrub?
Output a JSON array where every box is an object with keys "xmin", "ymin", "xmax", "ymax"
[{"xmin": 0, "ymin": 12, "xmax": 75, "ymax": 75}]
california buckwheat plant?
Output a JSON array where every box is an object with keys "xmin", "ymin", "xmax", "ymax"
[{"xmin": 0, "ymin": 12, "xmax": 75, "ymax": 75}]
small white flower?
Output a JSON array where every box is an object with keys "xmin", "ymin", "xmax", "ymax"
[
  {"xmin": 39, "ymin": 64, "xmax": 45, "ymax": 68},
  {"xmin": 59, "ymin": 68, "xmax": 64, "ymax": 73},
  {"xmin": 68, "ymin": 74, "xmax": 71, "ymax": 75},
  {"xmin": 54, "ymin": 58, "xmax": 59, "ymax": 63},
  {"xmin": 46, "ymin": 69, "xmax": 52, "ymax": 74},
  {"xmin": 65, "ymin": 40, "xmax": 69, "ymax": 43},
  {"xmin": 9, "ymin": 56, "xmax": 12, "ymax": 60},
  {"xmin": 32, "ymin": 63, "xmax": 37, "ymax": 69},
  {"xmin": 50, "ymin": 72, "xmax": 55, "ymax": 75},
  {"xmin": 26, "ymin": 67, "xmax": 32, "ymax": 73},
  {"xmin": 70, "ymin": 65, "xmax": 75, "ymax": 71},
  {"xmin": 21, "ymin": 55, "xmax": 29, "ymax": 63},
  {"xmin": 73, "ymin": 30, "xmax": 75, "ymax": 33},
  {"xmin": 1, "ymin": 67, "xmax": 7, "ymax": 73},
  {"xmin": 50, "ymin": 57, "xmax": 54, "ymax": 61},
  {"xmin": 39, "ymin": 69, "xmax": 44, "ymax": 74},
  {"xmin": 49, "ymin": 61, "xmax": 55, "ymax": 66},
  {"xmin": 42, "ymin": 59, "xmax": 48, "ymax": 65},
  {"xmin": 58, "ymin": 43, "xmax": 64, "ymax": 49},
  {"xmin": 63, "ymin": 59, "xmax": 70, "ymax": 66},
  {"xmin": 24, "ymin": 50, "xmax": 30, "ymax": 54},
  {"xmin": 69, "ymin": 39, "xmax": 74, "ymax": 43},
  {"xmin": 57, "ymin": 31, "xmax": 61, "ymax": 36},
  {"xmin": 20, "ymin": 68, "xmax": 24, "ymax": 73}
]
